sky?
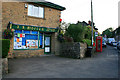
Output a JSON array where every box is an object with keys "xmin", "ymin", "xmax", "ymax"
[{"xmin": 47, "ymin": 0, "xmax": 120, "ymax": 33}]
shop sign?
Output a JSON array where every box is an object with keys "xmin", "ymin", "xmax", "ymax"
[{"xmin": 10, "ymin": 23, "xmax": 58, "ymax": 32}]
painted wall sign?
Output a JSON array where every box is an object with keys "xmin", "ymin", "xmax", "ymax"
[{"xmin": 9, "ymin": 22, "xmax": 58, "ymax": 32}]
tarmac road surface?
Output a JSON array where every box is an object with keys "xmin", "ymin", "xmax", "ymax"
[{"xmin": 3, "ymin": 45, "xmax": 119, "ymax": 78}]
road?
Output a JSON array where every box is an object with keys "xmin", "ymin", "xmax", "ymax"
[{"xmin": 3, "ymin": 45, "xmax": 119, "ymax": 78}]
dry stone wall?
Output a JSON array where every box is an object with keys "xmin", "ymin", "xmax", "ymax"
[
  {"xmin": 60, "ymin": 42, "xmax": 87, "ymax": 59},
  {"xmin": 2, "ymin": 58, "xmax": 8, "ymax": 75}
]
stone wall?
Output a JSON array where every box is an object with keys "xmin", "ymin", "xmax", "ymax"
[
  {"xmin": 80, "ymin": 42, "xmax": 87, "ymax": 57},
  {"xmin": 54, "ymin": 33, "xmax": 61, "ymax": 55},
  {"xmin": 51, "ymin": 33, "xmax": 55, "ymax": 54},
  {"xmin": 2, "ymin": 58, "xmax": 8, "ymax": 75},
  {"xmin": 8, "ymin": 49, "xmax": 44, "ymax": 58},
  {"xmin": 0, "ymin": 59, "xmax": 2, "ymax": 79},
  {"xmin": 60, "ymin": 42, "xmax": 87, "ymax": 59},
  {"xmin": 51, "ymin": 32, "xmax": 60, "ymax": 55}
]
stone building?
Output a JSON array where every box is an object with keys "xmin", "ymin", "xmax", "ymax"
[
  {"xmin": 2, "ymin": 1, "xmax": 65, "ymax": 58},
  {"xmin": 113, "ymin": 27, "xmax": 120, "ymax": 42}
]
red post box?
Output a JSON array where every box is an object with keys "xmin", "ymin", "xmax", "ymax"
[{"xmin": 96, "ymin": 36, "xmax": 102, "ymax": 52}]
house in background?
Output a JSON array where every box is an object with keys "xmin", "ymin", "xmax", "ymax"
[
  {"xmin": 113, "ymin": 27, "xmax": 120, "ymax": 42},
  {"xmin": 2, "ymin": 1, "xmax": 65, "ymax": 58},
  {"xmin": 77, "ymin": 21, "xmax": 98, "ymax": 31}
]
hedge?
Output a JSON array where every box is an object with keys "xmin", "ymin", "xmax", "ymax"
[
  {"xmin": 1, "ymin": 39, "xmax": 10, "ymax": 58},
  {"xmin": 82, "ymin": 39, "xmax": 91, "ymax": 46}
]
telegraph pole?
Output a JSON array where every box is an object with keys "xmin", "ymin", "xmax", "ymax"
[{"xmin": 91, "ymin": 0, "xmax": 94, "ymax": 46}]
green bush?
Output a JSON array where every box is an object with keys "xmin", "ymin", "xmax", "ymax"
[
  {"xmin": 1, "ymin": 39, "xmax": 10, "ymax": 58},
  {"xmin": 82, "ymin": 39, "xmax": 91, "ymax": 46},
  {"xmin": 65, "ymin": 24, "xmax": 86, "ymax": 42}
]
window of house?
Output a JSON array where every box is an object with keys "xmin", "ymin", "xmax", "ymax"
[{"xmin": 28, "ymin": 4, "xmax": 44, "ymax": 18}]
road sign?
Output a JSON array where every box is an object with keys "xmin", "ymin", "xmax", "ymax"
[{"xmin": 95, "ymin": 32, "xmax": 98, "ymax": 36}]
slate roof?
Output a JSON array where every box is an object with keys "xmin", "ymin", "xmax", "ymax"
[{"xmin": 34, "ymin": 1, "xmax": 66, "ymax": 11}]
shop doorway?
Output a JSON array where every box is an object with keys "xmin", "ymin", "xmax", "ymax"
[{"xmin": 44, "ymin": 35, "xmax": 51, "ymax": 54}]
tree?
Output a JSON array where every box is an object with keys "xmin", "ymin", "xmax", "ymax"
[
  {"xmin": 84, "ymin": 25, "xmax": 98, "ymax": 40},
  {"xmin": 57, "ymin": 21, "xmax": 72, "ymax": 42},
  {"xmin": 65, "ymin": 23, "xmax": 86, "ymax": 42},
  {"xmin": 58, "ymin": 21, "xmax": 99, "ymax": 43},
  {"xmin": 84, "ymin": 26, "xmax": 92, "ymax": 40},
  {"xmin": 102, "ymin": 27, "xmax": 114, "ymax": 38}
]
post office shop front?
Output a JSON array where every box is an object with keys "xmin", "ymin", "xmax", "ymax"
[{"xmin": 9, "ymin": 22, "xmax": 58, "ymax": 57}]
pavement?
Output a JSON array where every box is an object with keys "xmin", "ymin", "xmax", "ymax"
[{"xmin": 2, "ymin": 45, "xmax": 119, "ymax": 78}]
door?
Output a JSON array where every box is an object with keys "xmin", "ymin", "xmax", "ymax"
[{"xmin": 44, "ymin": 35, "xmax": 51, "ymax": 54}]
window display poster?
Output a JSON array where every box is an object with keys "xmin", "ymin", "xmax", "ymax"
[
  {"xmin": 26, "ymin": 40, "xmax": 36, "ymax": 47},
  {"xmin": 45, "ymin": 37, "xmax": 50, "ymax": 46},
  {"xmin": 14, "ymin": 36, "xmax": 24, "ymax": 49},
  {"xmin": 14, "ymin": 42, "xmax": 17, "ymax": 46},
  {"xmin": 45, "ymin": 47, "xmax": 50, "ymax": 52},
  {"xmin": 20, "ymin": 34, "xmax": 22, "ymax": 37},
  {"xmin": 19, "ymin": 38, "xmax": 22, "ymax": 42},
  {"xmin": 22, "ymin": 34, "xmax": 25, "ymax": 37},
  {"xmin": 17, "ymin": 38, "xmax": 19, "ymax": 42},
  {"xmin": 30, "ymin": 40, "xmax": 35, "ymax": 46},
  {"xmin": 35, "ymin": 40, "xmax": 38, "ymax": 46},
  {"xmin": 14, "ymin": 41, "xmax": 23, "ymax": 49},
  {"xmin": 17, "ymin": 33, "xmax": 20, "ymax": 37},
  {"xmin": 19, "ymin": 42, "xmax": 22, "ymax": 46},
  {"xmin": 14, "ymin": 37, "xmax": 17, "ymax": 49},
  {"xmin": 22, "ymin": 46, "xmax": 26, "ymax": 49},
  {"xmin": 26, "ymin": 40, "xmax": 30, "ymax": 46}
]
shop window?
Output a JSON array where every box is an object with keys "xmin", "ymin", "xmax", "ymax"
[
  {"xmin": 28, "ymin": 4, "xmax": 44, "ymax": 18},
  {"xmin": 14, "ymin": 34, "xmax": 38, "ymax": 49},
  {"xmin": 13, "ymin": 30, "xmax": 43, "ymax": 50}
]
